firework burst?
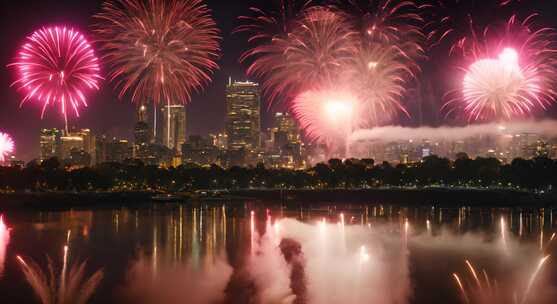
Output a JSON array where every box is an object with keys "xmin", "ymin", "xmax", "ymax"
[
  {"xmin": 9, "ymin": 26, "xmax": 101, "ymax": 129},
  {"xmin": 444, "ymin": 15, "xmax": 557, "ymax": 121},
  {"xmin": 344, "ymin": 44, "xmax": 413, "ymax": 126},
  {"xmin": 93, "ymin": 0, "xmax": 220, "ymax": 105},
  {"xmin": 334, "ymin": 0, "xmax": 426, "ymax": 54},
  {"xmin": 291, "ymin": 86, "xmax": 362, "ymax": 148},
  {"xmin": 424, "ymin": 0, "xmax": 520, "ymax": 51},
  {"xmin": 238, "ymin": 5, "xmax": 358, "ymax": 103},
  {"xmin": 0, "ymin": 133, "xmax": 15, "ymax": 163}
]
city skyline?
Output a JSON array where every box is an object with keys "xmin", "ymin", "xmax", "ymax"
[{"xmin": 2, "ymin": 1, "xmax": 557, "ymax": 162}]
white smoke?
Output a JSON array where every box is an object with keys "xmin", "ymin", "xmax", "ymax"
[
  {"xmin": 247, "ymin": 224, "xmax": 296, "ymax": 304},
  {"xmin": 123, "ymin": 253, "xmax": 233, "ymax": 304},
  {"xmin": 348, "ymin": 120, "xmax": 557, "ymax": 144},
  {"xmin": 248, "ymin": 218, "xmax": 411, "ymax": 304}
]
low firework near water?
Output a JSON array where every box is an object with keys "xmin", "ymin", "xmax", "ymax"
[
  {"xmin": 452, "ymin": 257, "xmax": 551, "ymax": 304},
  {"xmin": 0, "ymin": 132, "xmax": 15, "ymax": 162},
  {"xmin": 16, "ymin": 247, "xmax": 104, "ymax": 304},
  {"xmin": 9, "ymin": 26, "xmax": 101, "ymax": 132},
  {"xmin": 444, "ymin": 15, "xmax": 557, "ymax": 121},
  {"xmin": 93, "ymin": 0, "xmax": 220, "ymax": 106}
]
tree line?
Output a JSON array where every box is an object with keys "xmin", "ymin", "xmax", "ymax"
[{"xmin": 0, "ymin": 155, "xmax": 556, "ymax": 192}]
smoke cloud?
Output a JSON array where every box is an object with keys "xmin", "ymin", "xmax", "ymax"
[
  {"xmin": 247, "ymin": 218, "xmax": 411, "ymax": 304},
  {"xmin": 348, "ymin": 120, "xmax": 557, "ymax": 143},
  {"xmin": 123, "ymin": 253, "xmax": 233, "ymax": 304}
]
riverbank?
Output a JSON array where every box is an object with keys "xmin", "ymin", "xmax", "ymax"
[
  {"xmin": 230, "ymin": 187, "xmax": 556, "ymax": 207},
  {"xmin": 0, "ymin": 187, "xmax": 554, "ymax": 210}
]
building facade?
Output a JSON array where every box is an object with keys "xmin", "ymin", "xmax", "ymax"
[
  {"xmin": 225, "ymin": 80, "xmax": 261, "ymax": 151},
  {"xmin": 161, "ymin": 104, "xmax": 187, "ymax": 154},
  {"xmin": 40, "ymin": 128, "xmax": 62, "ymax": 161}
]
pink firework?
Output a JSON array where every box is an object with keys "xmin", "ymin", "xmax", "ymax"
[
  {"xmin": 0, "ymin": 133, "xmax": 15, "ymax": 162},
  {"xmin": 445, "ymin": 15, "xmax": 557, "ymax": 121},
  {"xmin": 10, "ymin": 26, "xmax": 101, "ymax": 128},
  {"xmin": 291, "ymin": 87, "xmax": 362, "ymax": 147}
]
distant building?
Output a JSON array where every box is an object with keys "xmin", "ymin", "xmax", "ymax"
[
  {"xmin": 273, "ymin": 112, "xmax": 300, "ymax": 147},
  {"xmin": 161, "ymin": 104, "xmax": 186, "ymax": 154},
  {"xmin": 72, "ymin": 129, "xmax": 96, "ymax": 164},
  {"xmin": 263, "ymin": 112, "xmax": 304, "ymax": 169},
  {"xmin": 181, "ymin": 135, "xmax": 219, "ymax": 166},
  {"xmin": 59, "ymin": 135, "xmax": 84, "ymax": 160},
  {"xmin": 66, "ymin": 148, "xmax": 91, "ymax": 167},
  {"xmin": 225, "ymin": 79, "xmax": 261, "ymax": 150},
  {"xmin": 134, "ymin": 121, "xmax": 152, "ymax": 146},
  {"xmin": 105, "ymin": 139, "xmax": 131, "ymax": 163},
  {"xmin": 213, "ymin": 132, "xmax": 228, "ymax": 150},
  {"xmin": 40, "ymin": 128, "xmax": 62, "ymax": 161}
]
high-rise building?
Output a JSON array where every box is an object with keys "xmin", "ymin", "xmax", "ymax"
[
  {"xmin": 134, "ymin": 121, "xmax": 152, "ymax": 146},
  {"xmin": 161, "ymin": 104, "xmax": 186, "ymax": 154},
  {"xmin": 59, "ymin": 135, "xmax": 84, "ymax": 160},
  {"xmin": 273, "ymin": 112, "xmax": 300, "ymax": 147},
  {"xmin": 73, "ymin": 129, "xmax": 96, "ymax": 163},
  {"xmin": 40, "ymin": 128, "xmax": 62, "ymax": 161},
  {"xmin": 105, "ymin": 139, "xmax": 131, "ymax": 163},
  {"xmin": 181, "ymin": 135, "xmax": 219, "ymax": 166},
  {"xmin": 137, "ymin": 104, "xmax": 149, "ymax": 123},
  {"xmin": 225, "ymin": 79, "xmax": 261, "ymax": 150}
]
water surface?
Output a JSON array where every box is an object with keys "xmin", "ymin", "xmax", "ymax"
[{"xmin": 0, "ymin": 201, "xmax": 555, "ymax": 304}]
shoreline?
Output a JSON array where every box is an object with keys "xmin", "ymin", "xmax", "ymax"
[{"xmin": 0, "ymin": 187, "xmax": 554, "ymax": 209}]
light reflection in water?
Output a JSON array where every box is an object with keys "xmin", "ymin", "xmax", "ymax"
[
  {"xmin": 0, "ymin": 204, "xmax": 555, "ymax": 304},
  {"xmin": 0, "ymin": 215, "xmax": 9, "ymax": 277}
]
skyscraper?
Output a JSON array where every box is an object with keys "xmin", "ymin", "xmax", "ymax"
[
  {"xmin": 40, "ymin": 128, "xmax": 62, "ymax": 161},
  {"xmin": 273, "ymin": 112, "xmax": 301, "ymax": 148},
  {"xmin": 225, "ymin": 79, "xmax": 261, "ymax": 150},
  {"xmin": 161, "ymin": 104, "xmax": 186, "ymax": 154}
]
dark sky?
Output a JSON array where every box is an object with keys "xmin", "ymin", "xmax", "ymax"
[{"xmin": 1, "ymin": 0, "xmax": 557, "ymax": 161}]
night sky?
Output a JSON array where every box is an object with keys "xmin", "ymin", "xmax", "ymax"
[{"xmin": 1, "ymin": 0, "xmax": 557, "ymax": 161}]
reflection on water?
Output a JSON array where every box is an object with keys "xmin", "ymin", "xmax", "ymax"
[
  {"xmin": 0, "ymin": 216, "xmax": 9, "ymax": 277},
  {"xmin": 0, "ymin": 203, "xmax": 555, "ymax": 304}
]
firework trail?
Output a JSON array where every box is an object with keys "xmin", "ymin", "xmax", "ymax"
[
  {"xmin": 444, "ymin": 15, "xmax": 557, "ymax": 121},
  {"xmin": 9, "ymin": 26, "xmax": 101, "ymax": 132},
  {"xmin": 333, "ymin": 0, "xmax": 426, "ymax": 54},
  {"xmin": 16, "ymin": 249, "xmax": 104, "ymax": 304},
  {"xmin": 423, "ymin": 0, "xmax": 520, "ymax": 51},
  {"xmin": 452, "ymin": 256, "xmax": 551, "ymax": 304},
  {"xmin": 0, "ymin": 132, "xmax": 15, "ymax": 162},
  {"xmin": 93, "ymin": 0, "xmax": 220, "ymax": 105},
  {"xmin": 238, "ymin": 5, "xmax": 358, "ymax": 103}
]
